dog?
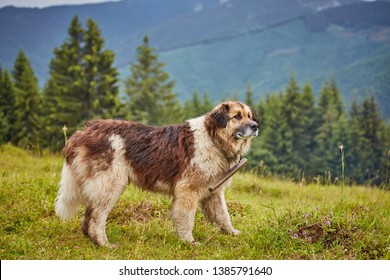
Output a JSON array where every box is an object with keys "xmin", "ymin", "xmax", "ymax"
[{"xmin": 55, "ymin": 101, "xmax": 259, "ymax": 247}]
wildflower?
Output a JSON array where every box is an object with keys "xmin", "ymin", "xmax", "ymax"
[
  {"xmin": 325, "ymin": 220, "xmax": 331, "ymax": 227},
  {"xmin": 293, "ymin": 233, "xmax": 298, "ymax": 239},
  {"xmin": 338, "ymin": 144, "xmax": 344, "ymax": 151},
  {"xmin": 302, "ymin": 230, "xmax": 307, "ymax": 236},
  {"xmin": 288, "ymin": 229, "xmax": 293, "ymax": 234},
  {"xmin": 63, "ymin": 124, "xmax": 68, "ymax": 145}
]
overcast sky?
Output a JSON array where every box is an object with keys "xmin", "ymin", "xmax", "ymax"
[
  {"xmin": 0, "ymin": 0, "xmax": 120, "ymax": 8},
  {"xmin": 0, "ymin": 0, "xmax": 379, "ymax": 8}
]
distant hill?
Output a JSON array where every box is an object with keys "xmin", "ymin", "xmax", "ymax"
[
  {"xmin": 159, "ymin": 2, "xmax": 390, "ymax": 117},
  {"xmin": 1, "ymin": 0, "xmax": 389, "ymax": 117}
]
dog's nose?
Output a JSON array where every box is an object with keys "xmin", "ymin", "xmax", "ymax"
[{"xmin": 250, "ymin": 122, "xmax": 258, "ymax": 131}]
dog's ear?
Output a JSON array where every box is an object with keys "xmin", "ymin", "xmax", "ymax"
[
  {"xmin": 250, "ymin": 106, "xmax": 260, "ymax": 125},
  {"xmin": 208, "ymin": 103, "xmax": 230, "ymax": 128}
]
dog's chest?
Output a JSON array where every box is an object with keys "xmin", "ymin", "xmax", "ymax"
[{"xmin": 188, "ymin": 117, "xmax": 229, "ymax": 182}]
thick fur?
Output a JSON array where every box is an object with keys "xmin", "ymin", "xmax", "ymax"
[{"xmin": 55, "ymin": 101, "xmax": 259, "ymax": 247}]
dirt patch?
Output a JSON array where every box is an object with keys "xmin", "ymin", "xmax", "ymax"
[
  {"xmin": 109, "ymin": 201, "xmax": 168, "ymax": 223},
  {"xmin": 287, "ymin": 207, "xmax": 368, "ymax": 250},
  {"xmin": 296, "ymin": 222, "xmax": 324, "ymax": 243}
]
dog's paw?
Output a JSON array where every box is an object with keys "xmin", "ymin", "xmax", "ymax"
[
  {"xmin": 107, "ymin": 243, "xmax": 120, "ymax": 249},
  {"xmin": 190, "ymin": 240, "xmax": 201, "ymax": 246},
  {"xmin": 222, "ymin": 227, "xmax": 241, "ymax": 236}
]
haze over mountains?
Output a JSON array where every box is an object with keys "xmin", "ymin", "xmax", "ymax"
[{"xmin": 1, "ymin": 0, "xmax": 389, "ymax": 116}]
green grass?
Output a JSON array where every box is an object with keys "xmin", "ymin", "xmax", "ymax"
[{"xmin": 0, "ymin": 144, "xmax": 389, "ymax": 260}]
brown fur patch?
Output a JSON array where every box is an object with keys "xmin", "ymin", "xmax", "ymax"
[
  {"xmin": 64, "ymin": 120, "xmax": 116, "ymax": 167},
  {"xmin": 63, "ymin": 120, "xmax": 195, "ymax": 192}
]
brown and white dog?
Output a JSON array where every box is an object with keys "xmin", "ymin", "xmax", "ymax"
[{"xmin": 55, "ymin": 101, "xmax": 259, "ymax": 247}]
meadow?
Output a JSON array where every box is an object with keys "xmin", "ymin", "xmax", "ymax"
[{"xmin": 0, "ymin": 144, "xmax": 389, "ymax": 260}]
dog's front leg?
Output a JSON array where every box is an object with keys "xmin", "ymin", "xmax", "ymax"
[
  {"xmin": 171, "ymin": 189, "xmax": 199, "ymax": 245},
  {"xmin": 201, "ymin": 186, "xmax": 240, "ymax": 235}
]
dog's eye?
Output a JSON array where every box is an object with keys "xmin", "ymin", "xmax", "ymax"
[{"xmin": 233, "ymin": 114, "xmax": 242, "ymax": 120}]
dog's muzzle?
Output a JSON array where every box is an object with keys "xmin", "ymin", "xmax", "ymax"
[{"xmin": 235, "ymin": 121, "xmax": 259, "ymax": 139}]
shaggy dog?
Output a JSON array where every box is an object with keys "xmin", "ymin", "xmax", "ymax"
[{"xmin": 55, "ymin": 101, "xmax": 259, "ymax": 247}]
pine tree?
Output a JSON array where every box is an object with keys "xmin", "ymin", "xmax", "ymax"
[
  {"xmin": 125, "ymin": 35, "xmax": 180, "ymax": 125},
  {"xmin": 346, "ymin": 97, "xmax": 366, "ymax": 183},
  {"xmin": 83, "ymin": 18, "xmax": 120, "ymax": 120},
  {"xmin": 314, "ymin": 80, "xmax": 347, "ymax": 183},
  {"xmin": 183, "ymin": 91, "xmax": 202, "ymax": 119},
  {"xmin": 183, "ymin": 91, "xmax": 213, "ymax": 120},
  {"xmin": 231, "ymin": 91, "xmax": 239, "ymax": 101},
  {"xmin": 245, "ymin": 82, "xmax": 255, "ymax": 108},
  {"xmin": 202, "ymin": 92, "xmax": 213, "ymax": 113},
  {"xmin": 257, "ymin": 93, "xmax": 284, "ymax": 171},
  {"xmin": 297, "ymin": 83, "xmax": 317, "ymax": 177},
  {"xmin": 43, "ymin": 15, "xmax": 85, "ymax": 149},
  {"xmin": 346, "ymin": 94, "xmax": 386, "ymax": 185},
  {"xmin": 360, "ymin": 93, "xmax": 385, "ymax": 184},
  {"xmin": 0, "ymin": 69, "xmax": 16, "ymax": 144},
  {"xmin": 278, "ymin": 75, "xmax": 304, "ymax": 174},
  {"xmin": 12, "ymin": 50, "xmax": 42, "ymax": 148},
  {"xmin": 43, "ymin": 16, "xmax": 120, "ymax": 150}
]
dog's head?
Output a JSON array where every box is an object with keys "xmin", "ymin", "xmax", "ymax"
[{"xmin": 206, "ymin": 101, "xmax": 259, "ymax": 143}]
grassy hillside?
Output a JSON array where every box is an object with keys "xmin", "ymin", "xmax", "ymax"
[{"xmin": 0, "ymin": 144, "xmax": 389, "ymax": 260}]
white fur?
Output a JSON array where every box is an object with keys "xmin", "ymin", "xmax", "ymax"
[
  {"xmin": 82, "ymin": 134, "xmax": 129, "ymax": 203},
  {"xmin": 55, "ymin": 163, "xmax": 82, "ymax": 220},
  {"xmin": 187, "ymin": 116, "xmax": 229, "ymax": 182}
]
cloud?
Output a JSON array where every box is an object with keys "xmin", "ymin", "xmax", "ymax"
[{"xmin": 194, "ymin": 2, "xmax": 203, "ymax": 13}]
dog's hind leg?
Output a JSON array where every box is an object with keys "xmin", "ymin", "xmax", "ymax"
[
  {"xmin": 82, "ymin": 196, "xmax": 121, "ymax": 248},
  {"xmin": 201, "ymin": 186, "xmax": 240, "ymax": 235},
  {"xmin": 82, "ymin": 178, "xmax": 125, "ymax": 248},
  {"xmin": 83, "ymin": 203, "xmax": 116, "ymax": 247},
  {"xmin": 82, "ymin": 206, "xmax": 92, "ymax": 237}
]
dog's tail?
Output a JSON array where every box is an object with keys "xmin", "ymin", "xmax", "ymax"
[{"xmin": 55, "ymin": 163, "xmax": 82, "ymax": 221}]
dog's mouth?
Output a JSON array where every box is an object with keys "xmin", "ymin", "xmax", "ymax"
[{"xmin": 234, "ymin": 127, "xmax": 259, "ymax": 140}]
